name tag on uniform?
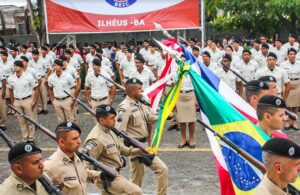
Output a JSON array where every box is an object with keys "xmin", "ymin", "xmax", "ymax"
[
  {"xmin": 64, "ymin": 177, "xmax": 77, "ymax": 181},
  {"xmin": 107, "ymin": 144, "xmax": 115, "ymax": 148},
  {"xmin": 132, "ymin": 109, "xmax": 138, "ymax": 113}
]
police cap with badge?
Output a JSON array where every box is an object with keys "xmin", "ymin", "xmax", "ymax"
[
  {"xmin": 258, "ymin": 95, "xmax": 286, "ymax": 108},
  {"xmin": 246, "ymin": 80, "xmax": 269, "ymax": 91},
  {"xmin": 8, "ymin": 142, "xmax": 42, "ymax": 163},
  {"xmin": 258, "ymin": 76, "xmax": 277, "ymax": 83},
  {"xmin": 135, "ymin": 53, "xmax": 145, "ymax": 63},
  {"xmin": 55, "ymin": 121, "xmax": 81, "ymax": 134},
  {"xmin": 95, "ymin": 104, "xmax": 116, "ymax": 119},
  {"xmin": 125, "ymin": 78, "xmax": 143, "ymax": 86},
  {"xmin": 263, "ymin": 138, "xmax": 300, "ymax": 159},
  {"xmin": 14, "ymin": 60, "xmax": 24, "ymax": 68}
]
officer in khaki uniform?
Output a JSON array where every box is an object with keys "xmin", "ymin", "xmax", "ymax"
[
  {"xmin": 44, "ymin": 122, "xmax": 97, "ymax": 195},
  {"xmin": 84, "ymin": 59, "xmax": 115, "ymax": 111},
  {"xmin": 48, "ymin": 59, "xmax": 76, "ymax": 123},
  {"xmin": 0, "ymin": 142, "xmax": 48, "ymax": 195},
  {"xmin": 8, "ymin": 60, "xmax": 39, "ymax": 141},
  {"xmin": 255, "ymin": 138, "xmax": 300, "ymax": 195},
  {"xmin": 115, "ymin": 78, "xmax": 169, "ymax": 195},
  {"xmin": 83, "ymin": 104, "xmax": 143, "ymax": 195},
  {"xmin": 0, "ymin": 71, "xmax": 7, "ymax": 130}
]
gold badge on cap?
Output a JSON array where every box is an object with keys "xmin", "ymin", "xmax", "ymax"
[
  {"xmin": 289, "ymin": 147, "xmax": 295, "ymax": 156},
  {"xmin": 24, "ymin": 144, "xmax": 32, "ymax": 153},
  {"xmin": 275, "ymin": 99, "xmax": 281, "ymax": 106}
]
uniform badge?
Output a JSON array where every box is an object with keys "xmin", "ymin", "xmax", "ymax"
[
  {"xmin": 133, "ymin": 79, "xmax": 136, "ymax": 83},
  {"xmin": 259, "ymin": 82, "xmax": 264, "ymax": 87},
  {"xmin": 85, "ymin": 140, "xmax": 97, "ymax": 151},
  {"xmin": 107, "ymin": 144, "xmax": 116, "ymax": 148},
  {"xmin": 106, "ymin": 106, "xmax": 111, "ymax": 111},
  {"xmin": 289, "ymin": 147, "xmax": 295, "ymax": 156},
  {"xmin": 269, "ymin": 77, "xmax": 273, "ymax": 81},
  {"xmin": 16, "ymin": 184, "xmax": 24, "ymax": 190},
  {"xmin": 67, "ymin": 122, "xmax": 72, "ymax": 128},
  {"xmin": 24, "ymin": 144, "xmax": 32, "ymax": 153},
  {"xmin": 275, "ymin": 99, "xmax": 281, "ymax": 106},
  {"xmin": 117, "ymin": 108, "xmax": 126, "ymax": 122}
]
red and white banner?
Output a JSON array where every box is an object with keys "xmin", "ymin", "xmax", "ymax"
[{"xmin": 46, "ymin": 0, "xmax": 200, "ymax": 33}]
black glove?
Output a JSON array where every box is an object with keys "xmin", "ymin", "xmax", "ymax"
[
  {"xmin": 137, "ymin": 153, "xmax": 155, "ymax": 166},
  {"xmin": 123, "ymin": 139, "xmax": 132, "ymax": 147},
  {"xmin": 100, "ymin": 172, "xmax": 115, "ymax": 193}
]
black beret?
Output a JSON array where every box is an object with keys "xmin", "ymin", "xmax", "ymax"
[
  {"xmin": 64, "ymin": 49, "xmax": 72, "ymax": 55},
  {"xmin": 59, "ymin": 55, "xmax": 67, "ymax": 61},
  {"xmin": 54, "ymin": 59, "xmax": 63, "ymax": 66},
  {"xmin": 20, "ymin": 56, "xmax": 29, "ymax": 63},
  {"xmin": 246, "ymin": 80, "xmax": 269, "ymax": 90},
  {"xmin": 202, "ymin": 51, "xmax": 211, "ymax": 58},
  {"xmin": 92, "ymin": 59, "xmax": 101, "ymax": 66},
  {"xmin": 95, "ymin": 104, "xmax": 116, "ymax": 119},
  {"xmin": 41, "ymin": 46, "xmax": 48, "ymax": 51},
  {"xmin": 14, "ymin": 60, "xmax": 24, "ymax": 68},
  {"xmin": 31, "ymin": 49, "xmax": 39, "ymax": 55},
  {"xmin": 267, "ymin": 52, "xmax": 277, "ymax": 59},
  {"xmin": 21, "ymin": 45, "xmax": 28, "ymax": 49},
  {"xmin": 55, "ymin": 121, "xmax": 81, "ymax": 134},
  {"xmin": 223, "ymin": 54, "xmax": 232, "ymax": 61},
  {"xmin": 135, "ymin": 54, "xmax": 145, "ymax": 63},
  {"xmin": 1, "ymin": 51, "xmax": 8, "ymax": 56},
  {"xmin": 125, "ymin": 78, "xmax": 143, "ymax": 86},
  {"xmin": 10, "ymin": 47, "xmax": 18, "ymax": 52},
  {"xmin": 258, "ymin": 76, "xmax": 277, "ymax": 83},
  {"xmin": 242, "ymin": 49, "xmax": 251, "ymax": 55},
  {"xmin": 258, "ymin": 95, "xmax": 286, "ymax": 108},
  {"xmin": 192, "ymin": 46, "xmax": 200, "ymax": 52},
  {"xmin": 8, "ymin": 142, "xmax": 42, "ymax": 163},
  {"xmin": 126, "ymin": 48, "xmax": 133, "ymax": 54},
  {"xmin": 261, "ymin": 43, "xmax": 269, "ymax": 49},
  {"xmin": 263, "ymin": 138, "xmax": 300, "ymax": 159},
  {"xmin": 287, "ymin": 48, "xmax": 297, "ymax": 55}
]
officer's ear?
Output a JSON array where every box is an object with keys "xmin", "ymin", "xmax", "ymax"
[
  {"xmin": 273, "ymin": 162, "xmax": 282, "ymax": 173},
  {"xmin": 264, "ymin": 112, "xmax": 272, "ymax": 122},
  {"xmin": 11, "ymin": 162, "xmax": 23, "ymax": 175},
  {"xmin": 250, "ymin": 95, "xmax": 258, "ymax": 105}
]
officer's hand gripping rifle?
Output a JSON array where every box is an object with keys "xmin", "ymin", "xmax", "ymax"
[
  {"xmin": 64, "ymin": 91, "xmax": 149, "ymax": 154},
  {"xmin": 0, "ymin": 129, "xmax": 62, "ymax": 195},
  {"xmin": 8, "ymin": 105, "xmax": 118, "ymax": 178}
]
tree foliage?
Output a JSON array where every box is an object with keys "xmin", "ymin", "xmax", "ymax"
[{"xmin": 206, "ymin": 0, "xmax": 300, "ymax": 37}]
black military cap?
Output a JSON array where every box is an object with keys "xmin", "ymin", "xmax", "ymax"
[
  {"xmin": 21, "ymin": 45, "xmax": 28, "ymax": 49},
  {"xmin": 20, "ymin": 56, "xmax": 29, "ymax": 63},
  {"xmin": 263, "ymin": 138, "xmax": 300, "ymax": 159},
  {"xmin": 258, "ymin": 76, "xmax": 277, "ymax": 83},
  {"xmin": 126, "ymin": 48, "xmax": 133, "ymax": 54},
  {"xmin": 222, "ymin": 54, "xmax": 232, "ymax": 61},
  {"xmin": 246, "ymin": 80, "xmax": 269, "ymax": 90},
  {"xmin": 41, "ymin": 46, "xmax": 48, "ymax": 51},
  {"xmin": 258, "ymin": 95, "xmax": 286, "ymax": 108},
  {"xmin": 54, "ymin": 59, "xmax": 63, "ymax": 66},
  {"xmin": 55, "ymin": 121, "xmax": 81, "ymax": 134},
  {"xmin": 92, "ymin": 58, "xmax": 101, "ymax": 66},
  {"xmin": 261, "ymin": 43, "xmax": 269, "ymax": 49},
  {"xmin": 287, "ymin": 48, "xmax": 297, "ymax": 55},
  {"xmin": 59, "ymin": 55, "xmax": 67, "ymax": 61},
  {"xmin": 125, "ymin": 78, "xmax": 143, "ymax": 86},
  {"xmin": 242, "ymin": 49, "xmax": 251, "ymax": 55},
  {"xmin": 64, "ymin": 49, "xmax": 72, "ymax": 55},
  {"xmin": 31, "ymin": 49, "xmax": 39, "ymax": 55},
  {"xmin": 14, "ymin": 60, "xmax": 24, "ymax": 68},
  {"xmin": 10, "ymin": 47, "xmax": 18, "ymax": 52},
  {"xmin": 135, "ymin": 54, "xmax": 145, "ymax": 63},
  {"xmin": 202, "ymin": 51, "xmax": 211, "ymax": 58},
  {"xmin": 95, "ymin": 104, "xmax": 117, "ymax": 119},
  {"xmin": 8, "ymin": 142, "xmax": 42, "ymax": 163},
  {"xmin": 267, "ymin": 52, "xmax": 277, "ymax": 59}
]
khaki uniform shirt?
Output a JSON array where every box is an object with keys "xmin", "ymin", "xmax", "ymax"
[
  {"xmin": 84, "ymin": 123, "xmax": 142, "ymax": 170},
  {"xmin": 115, "ymin": 96, "xmax": 157, "ymax": 139},
  {"xmin": 85, "ymin": 71, "xmax": 113, "ymax": 99},
  {"xmin": 71, "ymin": 53, "xmax": 84, "ymax": 65},
  {"xmin": 86, "ymin": 52, "xmax": 97, "ymax": 71},
  {"xmin": 0, "ymin": 173, "xmax": 48, "ymax": 195},
  {"xmin": 215, "ymin": 67, "xmax": 241, "ymax": 91},
  {"xmin": 44, "ymin": 148, "xmax": 87, "ymax": 195},
  {"xmin": 234, "ymin": 60, "xmax": 259, "ymax": 82},
  {"xmin": 48, "ymin": 71, "xmax": 75, "ymax": 98},
  {"xmin": 130, "ymin": 67, "xmax": 156, "ymax": 90},
  {"xmin": 120, "ymin": 58, "xmax": 136, "ymax": 78},
  {"xmin": 254, "ymin": 176, "xmax": 289, "ymax": 195},
  {"xmin": 0, "ymin": 60, "xmax": 14, "ymax": 78},
  {"xmin": 29, "ymin": 58, "xmax": 50, "ymax": 77},
  {"xmin": 280, "ymin": 60, "xmax": 300, "ymax": 79}
]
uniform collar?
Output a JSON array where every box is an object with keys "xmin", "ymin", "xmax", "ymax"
[
  {"xmin": 97, "ymin": 123, "xmax": 111, "ymax": 133},
  {"xmin": 11, "ymin": 173, "xmax": 36, "ymax": 192},
  {"xmin": 263, "ymin": 176, "xmax": 288, "ymax": 195},
  {"xmin": 125, "ymin": 96, "xmax": 140, "ymax": 106},
  {"xmin": 57, "ymin": 147, "xmax": 80, "ymax": 165}
]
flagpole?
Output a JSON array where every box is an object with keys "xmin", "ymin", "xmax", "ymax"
[{"xmin": 201, "ymin": 0, "xmax": 205, "ymax": 49}]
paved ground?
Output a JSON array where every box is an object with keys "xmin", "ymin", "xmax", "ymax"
[{"xmin": 0, "ymin": 91, "xmax": 299, "ymax": 195}]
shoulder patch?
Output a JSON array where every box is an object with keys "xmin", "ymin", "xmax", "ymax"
[
  {"xmin": 132, "ymin": 108, "xmax": 138, "ymax": 113},
  {"xmin": 84, "ymin": 140, "xmax": 97, "ymax": 151},
  {"xmin": 117, "ymin": 108, "xmax": 126, "ymax": 122},
  {"xmin": 64, "ymin": 176, "xmax": 77, "ymax": 181}
]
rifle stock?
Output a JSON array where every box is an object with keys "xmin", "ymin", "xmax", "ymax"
[
  {"xmin": 0, "ymin": 129, "xmax": 62, "ymax": 195},
  {"xmin": 65, "ymin": 92, "xmax": 149, "ymax": 154},
  {"xmin": 8, "ymin": 104, "xmax": 118, "ymax": 178}
]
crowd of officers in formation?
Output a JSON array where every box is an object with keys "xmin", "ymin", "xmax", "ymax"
[{"xmin": 0, "ymin": 33, "xmax": 300, "ymax": 195}]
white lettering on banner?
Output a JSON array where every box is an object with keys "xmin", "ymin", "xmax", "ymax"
[
  {"xmin": 97, "ymin": 19, "xmax": 145, "ymax": 27},
  {"xmin": 114, "ymin": 2, "xmax": 130, "ymax": 8}
]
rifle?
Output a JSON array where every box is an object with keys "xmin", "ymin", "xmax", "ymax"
[
  {"xmin": 196, "ymin": 119, "xmax": 300, "ymax": 195},
  {"xmin": 8, "ymin": 105, "xmax": 118, "ymax": 178},
  {"xmin": 0, "ymin": 129, "xmax": 62, "ymax": 195},
  {"xmin": 64, "ymin": 91, "xmax": 149, "ymax": 154}
]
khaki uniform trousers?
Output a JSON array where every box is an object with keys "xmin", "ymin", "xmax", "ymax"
[
  {"xmin": 97, "ymin": 174, "xmax": 142, "ymax": 195},
  {"xmin": 129, "ymin": 156, "xmax": 168, "ymax": 195},
  {"xmin": 14, "ymin": 97, "xmax": 35, "ymax": 141},
  {"xmin": 0, "ymin": 89, "xmax": 7, "ymax": 127},
  {"xmin": 38, "ymin": 77, "xmax": 48, "ymax": 111},
  {"xmin": 91, "ymin": 98, "xmax": 109, "ymax": 111},
  {"xmin": 53, "ymin": 97, "xmax": 75, "ymax": 123}
]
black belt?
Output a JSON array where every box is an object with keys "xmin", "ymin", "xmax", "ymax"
[
  {"xmin": 55, "ymin": 96, "xmax": 70, "ymax": 101},
  {"xmin": 124, "ymin": 76, "xmax": 129, "ymax": 79},
  {"xmin": 41, "ymin": 75, "xmax": 45, "ymax": 78},
  {"xmin": 180, "ymin": 90, "xmax": 194, "ymax": 94},
  {"xmin": 137, "ymin": 137, "xmax": 147, "ymax": 143},
  {"xmin": 147, "ymin": 64, "xmax": 154, "ymax": 67},
  {"xmin": 15, "ymin": 95, "xmax": 31, "ymax": 100},
  {"xmin": 92, "ymin": 96, "xmax": 108, "ymax": 102},
  {"xmin": 290, "ymin": 78, "xmax": 300, "ymax": 81}
]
